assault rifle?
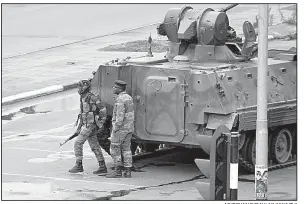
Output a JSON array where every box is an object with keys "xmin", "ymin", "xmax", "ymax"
[
  {"xmin": 59, "ymin": 132, "xmax": 79, "ymax": 147},
  {"xmin": 59, "ymin": 114, "xmax": 82, "ymax": 147}
]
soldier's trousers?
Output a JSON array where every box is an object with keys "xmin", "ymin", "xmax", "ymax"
[
  {"xmin": 74, "ymin": 124, "xmax": 105, "ymax": 163},
  {"xmin": 110, "ymin": 131, "xmax": 132, "ymax": 168}
]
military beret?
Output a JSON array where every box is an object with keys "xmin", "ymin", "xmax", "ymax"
[{"xmin": 114, "ymin": 80, "xmax": 127, "ymax": 88}]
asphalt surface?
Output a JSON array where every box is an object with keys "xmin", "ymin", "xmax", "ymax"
[
  {"xmin": 2, "ymin": 4, "xmax": 295, "ymax": 58},
  {"xmin": 2, "ymin": 3, "xmax": 227, "ymax": 58},
  {"xmin": 1, "ymin": 3, "xmax": 298, "ymax": 201},
  {"xmin": 2, "ymin": 91, "xmax": 297, "ymax": 200},
  {"xmin": 1, "ymin": 4, "xmax": 296, "ymax": 98}
]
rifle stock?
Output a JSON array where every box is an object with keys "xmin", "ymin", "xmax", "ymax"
[
  {"xmin": 59, "ymin": 132, "xmax": 79, "ymax": 147},
  {"xmin": 59, "ymin": 120, "xmax": 82, "ymax": 147}
]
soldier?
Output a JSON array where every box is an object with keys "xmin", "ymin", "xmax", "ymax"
[
  {"xmin": 69, "ymin": 79, "xmax": 108, "ymax": 175},
  {"xmin": 106, "ymin": 80, "xmax": 134, "ymax": 178}
]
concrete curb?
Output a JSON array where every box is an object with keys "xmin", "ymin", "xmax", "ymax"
[{"xmin": 2, "ymin": 82, "xmax": 78, "ymax": 106}]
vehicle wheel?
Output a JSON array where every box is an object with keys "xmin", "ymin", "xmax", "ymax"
[
  {"xmin": 144, "ymin": 143, "xmax": 159, "ymax": 152},
  {"xmin": 238, "ymin": 132, "xmax": 246, "ymax": 150},
  {"xmin": 247, "ymin": 137, "xmax": 256, "ymax": 165},
  {"xmin": 291, "ymin": 127, "xmax": 297, "ymax": 155},
  {"xmin": 270, "ymin": 128, "xmax": 292, "ymax": 164},
  {"xmin": 131, "ymin": 141, "xmax": 138, "ymax": 155},
  {"xmin": 240, "ymin": 131, "xmax": 253, "ymax": 161}
]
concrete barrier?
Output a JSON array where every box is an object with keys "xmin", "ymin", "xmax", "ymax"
[{"xmin": 2, "ymin": 82, "xmax": 78, "ymax": 106}]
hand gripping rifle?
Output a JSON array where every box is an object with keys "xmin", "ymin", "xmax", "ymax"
[{"xmin": 60, "ymin": 114, "xmax": 82, "ymax": 147}]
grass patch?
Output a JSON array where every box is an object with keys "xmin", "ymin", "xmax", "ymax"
[{"xmin": 98, "ymin": 40, "xmax": 169, "ymax": 53}]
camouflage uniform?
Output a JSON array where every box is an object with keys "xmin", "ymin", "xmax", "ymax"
[
  {"xmin": 110, "ymin": 91, "xmax": 134, "ymax": 168},
  {"xmin": 74, "ymin": 92, "xmax": 107, "ymax": 163},
  {"xmin": 69, "ymin": 79, "xmax": 108, "ymax": 174}
]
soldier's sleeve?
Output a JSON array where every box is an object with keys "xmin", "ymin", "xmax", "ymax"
[
  {"xmin": 76, "ymin": 98, "xmax": 82, "ymax": 125},
  {"xmin": 113, "ymin": 100, "xmax": 125, "ymax": 131},
  {"xmin": 92, "ymin": 95, "xmax": 107, "ymax": 124}
]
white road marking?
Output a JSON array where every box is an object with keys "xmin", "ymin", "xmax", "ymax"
[
  {"xmin": 2, "ymin": 134, "xmax": 58, "ymax": 143},
  {"xmin": 3, "ymin": 134, "xmax": 68, "ymax": 141},
  {"xmin": 2, "ymin": 130, "xmax": 19, "ymax": 134},
  {"xmin": 2, "ymin": 173, "xmax": 143, "ymax": 188},
  {"xmin": 2, "ymin": 123, "xmax": 75, "ymax": 142},
  {"xmin": 4, "ymin": 147, "xmax": 57, "ymax": 153},
  {"xmin": 3, "ymin": 123, "xmax": 74, "ymax": 137},
  {"xmin": 4, "ymin": 147, "xmax": 110, "ymax": 156},
  {"xmin": 35, "ymin": 123, "xmax": 75, "ymax": 134},
  {"xmin": 3, "ymin": 147, "xmax": 111, "ymax": 163}
]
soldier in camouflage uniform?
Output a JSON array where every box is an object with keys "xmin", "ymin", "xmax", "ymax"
[
  {"xmin": 69, "ymin": 79, "xmax": 108, "ymax": 174},
  {"xmin": 106, "ymin": 80, "xmax": 134, "ymax": 178}
]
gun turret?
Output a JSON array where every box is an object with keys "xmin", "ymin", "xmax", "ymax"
[
  {"xmin": 157, "ymin": 4, "xmax": 256, "ymax": 63},
  {"xmin": 158, "ymin": 6, "xmax": 229, "ymax": 45}
]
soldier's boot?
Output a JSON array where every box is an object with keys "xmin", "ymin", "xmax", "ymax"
[
  {"xmin": 69, "ymin": 160, "xmax": 84, "ymax": 173},
  {"xmin": 123, "ymin": 167, "xmax": 132, "ymax": 178},
  {"xmin": 105, "ymin": 166, "xmax": 122, "ymax": 178},
  {"xmin": 93, "ymin": 160, "xmax": 108, "ymax": 174}
]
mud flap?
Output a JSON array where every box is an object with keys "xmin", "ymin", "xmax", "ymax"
[{"xmin": 206, "ymin": 113, "xmax": 237, "ymax": 130}]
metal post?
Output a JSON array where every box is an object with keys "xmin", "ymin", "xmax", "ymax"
[
  {"xmin": 255, "ymin": 4, "xmax": 269, "ymax": 201},
  {"xmin": 230, "ymin": 132, "xmax": 239, "ymax": 200},
  {"xmin": 147, "ymin": 33, "xmax": 153, "ymax": 57},
  {"xmin": 222, "ymin": 133, "xmax": 228, "ymax": 200},
  {"xmin": 222, "ymin": 132, "xmax": 231, "ymax": 200}
]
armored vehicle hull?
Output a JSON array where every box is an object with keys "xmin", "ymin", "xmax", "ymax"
[{"xmin": 91, "ymin": 5, "xmax": 297, "ymax": 171}]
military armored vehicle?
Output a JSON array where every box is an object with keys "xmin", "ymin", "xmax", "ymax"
[{"xmin": 91, "ymin": 4, "xmax": 297, "ymax": 171}]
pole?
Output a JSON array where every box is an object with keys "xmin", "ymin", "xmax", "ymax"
[
  {"xmin": 255, "ymin": 4, "xmax": 269, "ymax": 201},
  {"xmin": 222, "ymin": 133, "xmax": 228, "ymax": 200},
  {"xmin": 230, "ymin": 132, "xmax": 239, "ymax": 200}
]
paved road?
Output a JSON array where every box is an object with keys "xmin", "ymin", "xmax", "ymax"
[
  {"xmin": 1, "ymin": 4, "xmax": 298, "ymax": 200},
  {"xmin": 2, "ymin": 92, "xmax": 297, "ymax": 200},
  {"xmin": 2, "ymin": 3, "xmax": 228, "ymax": 58},
  {"xmin": 2, "ymin": 4, "xmax": 295, "ymax": 58},
  {"xmin": 1, "ymin": 4, "xmax": 296, "ymax": 98}
]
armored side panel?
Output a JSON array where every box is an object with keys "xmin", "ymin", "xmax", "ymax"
[
  {"xmin": 91, "ymin": 64, "xmax": 134, "ymax": 116},
  {"xmin": 91, "ymin": 55, "xmax": 296, "ymax": 147},
  {"xmin": 92, "ymin": 63, "xmax": 192, "ymax": 144},
  {"xmin": 236, "ymin": 60, "xmax": 297, "ymax": 131},
  {"xmin": 133, "ymin": 65, "xmax": 189, "ymax": 143}
]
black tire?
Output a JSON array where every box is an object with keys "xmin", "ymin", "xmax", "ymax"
[
  {"xmin": 270, "ymin": 128, "xmax": 292, "ymax": 164},
  {"xmin": 247, "ymin": 137, "xmax": 256, "ymax": 165},
  {"xmin": 238, "ymin": 132, "xmax": 246, "ymax": 150},
  {"xmin": 240, "ymin": 131, "xmax": 253, "ymax": 161},
  {"xmin": 131, "ymin": 141, "xmax": 138, "ymax": 155},
  {"xmin": 292, "ymin": 127, "xmax": 297, "ymax": 155},
  {"xmin": 144, "ymin": 143, "xmax": 159, "ymax": 152}
]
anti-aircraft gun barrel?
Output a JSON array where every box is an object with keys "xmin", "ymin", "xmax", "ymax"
[{"xmin": 219, "ymin": 4, "xmax": 238, "ymax": 12}]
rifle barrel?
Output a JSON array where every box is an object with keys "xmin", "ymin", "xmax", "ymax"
[
  {"xmin": 219, "ymin": 4, "xmax": 238, "ymax": 12},
  {"xmin": 59, "ymin": 140, "xmax": 68, "ymax": 147}
]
